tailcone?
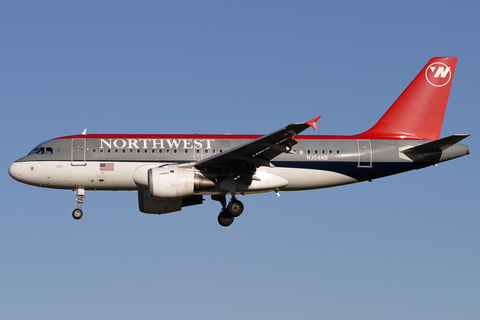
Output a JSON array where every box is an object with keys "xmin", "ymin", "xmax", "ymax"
[{"xmin": 439, "ymin": 143, "xmax": 470, "ymax": 163}]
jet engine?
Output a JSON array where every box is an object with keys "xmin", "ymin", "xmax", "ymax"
[{"xmin": 148, "ymin": 167, "xmax": 215, "ymax": 199}]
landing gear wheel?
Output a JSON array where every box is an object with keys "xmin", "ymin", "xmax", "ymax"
[
  {"xmin": 72, "ymin": 208, "xmax": 83, "ymax": 220},
  {"xmin": 227, "ymin": 199, "xmax": 244, "ymax": 217},
  {"xmin": 218, "ymin": 211, "xmax": 234, "ymax": 227}
]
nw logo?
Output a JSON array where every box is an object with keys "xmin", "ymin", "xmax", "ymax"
[{"xmin": 425, "ymin": 62, "xmax": 451, "ymax": 87}]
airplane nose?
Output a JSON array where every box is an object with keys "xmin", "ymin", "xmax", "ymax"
[{"xmin": 8, "ymin": 162, "xmax": 23, "ymax": 181}]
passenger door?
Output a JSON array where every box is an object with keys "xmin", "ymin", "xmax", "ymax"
[
  {"xmin": 357, "ymin": 140, "xmax": 372, "ymax": 168},
  {"xmin": 71, "ymin": 139, "xmax": 86, "ymax": 166}
]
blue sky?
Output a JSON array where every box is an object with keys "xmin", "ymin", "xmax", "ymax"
[{"xmin": 1, "ymin": 1, "xmax": 479, "ymax": 319}]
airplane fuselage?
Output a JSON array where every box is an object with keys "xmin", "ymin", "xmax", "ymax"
[{"xmin": 9, "ymin": 133, "xmax": 469, "ymax": 193}]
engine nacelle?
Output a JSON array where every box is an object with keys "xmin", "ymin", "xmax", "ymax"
[{"xmin": 148, "ymin": 167, "xmax": 215, "ymax": 199}]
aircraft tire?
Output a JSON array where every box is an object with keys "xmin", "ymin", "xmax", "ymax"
[
  {"xmin": 218, "ymin": 211, "xmax": 234, "ymax": 227},
  {"xmin": 227, "ymin": 200, "xmax": 244, "ymax": 217},
  {"xmin": 72, "ymin": 208, "xmax": 83, "ymax": 220}
]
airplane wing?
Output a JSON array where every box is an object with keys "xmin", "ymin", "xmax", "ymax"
[{"xmin": 195, "ymin": 116, "xmax": 321, "ymax": 183}]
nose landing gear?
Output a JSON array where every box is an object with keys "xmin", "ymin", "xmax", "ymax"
[
  {"xmin": 212, "ymin": 195, "xmax": 244, "ymax": 227},
  {"xmin": 72, "ymin": 189, "xmax": 85, "ymax": 220}
]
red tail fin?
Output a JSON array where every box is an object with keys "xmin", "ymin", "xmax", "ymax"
[{"xmin": 360, "ymin": 57, "xmax": 457, "ymax": 140}]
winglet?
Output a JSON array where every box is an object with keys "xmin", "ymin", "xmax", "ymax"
[
  {"xmin": 305, "ymin": 116, "xmax": 321, "ymax": 130},
  {"xmin": 81, "ymin": 128, "xmax": 87, "ymax": 135}
]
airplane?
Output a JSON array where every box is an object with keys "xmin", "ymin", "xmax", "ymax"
[{"xmin": 9, "ymin": 57, "xmax": 470, "ymax": 227}]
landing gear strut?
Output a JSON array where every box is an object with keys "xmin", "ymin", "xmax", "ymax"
[
  {"xmin": 212, "ymin": 195, "xmax": 244, "ymax": 227},
  {"xmin": 72, "ymin": 188, "xmax": 85, "ymax": 220}
]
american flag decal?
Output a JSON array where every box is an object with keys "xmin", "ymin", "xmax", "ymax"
[{"xmin": 100, "ymin": 163, "xmax": 114, "ymax": 171}]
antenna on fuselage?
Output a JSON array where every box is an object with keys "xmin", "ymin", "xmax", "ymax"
[{"xmin": 81, "ymin": 128, "xmax": 87, "ymax": 135}]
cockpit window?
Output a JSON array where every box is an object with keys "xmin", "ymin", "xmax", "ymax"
[{"xmin": 27, "ymin": 147, "xmax": 53, "ymax": 155}]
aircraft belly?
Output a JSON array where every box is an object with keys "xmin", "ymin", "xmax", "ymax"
[
  {"xmin": 16, "ymin": 161, "xmax": 152, "ymax": 190},
  {"xmin": 245, "ymin": 171, "xmax": 290, "ymax": 191},
  {"xmin": 264, "ymin": 167, "xmax": 358, "ymax": 191},
  {"xmin": 76, "ymin": 162, "xmax": 152, "ymax": 190}
]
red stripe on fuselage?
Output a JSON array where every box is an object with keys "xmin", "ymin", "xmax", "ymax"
[
  {"xmin": 55, "ymin": 134, "xmax": 263, "ymax": 140},
  {"xmin": 55, "ymin": 133, "xmax": 426, "ymax": 141}
]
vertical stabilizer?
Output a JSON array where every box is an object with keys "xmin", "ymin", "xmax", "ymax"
[{"xmin": 360, "ymin": 57, "xmax": 457, "ymax": 140}]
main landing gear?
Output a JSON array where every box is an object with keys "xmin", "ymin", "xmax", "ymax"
[
  {"xmin": 72, "ymin": 188, "xmax": 85, "ymax": 220},
  {"xmin": 212, "ymin": 195, "xmax": 244, "ymax": 227}
]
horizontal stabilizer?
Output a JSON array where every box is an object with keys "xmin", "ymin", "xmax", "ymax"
[{"xmin": 402, "ymin": 134, "xmax": 470, "ymax": 154}]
